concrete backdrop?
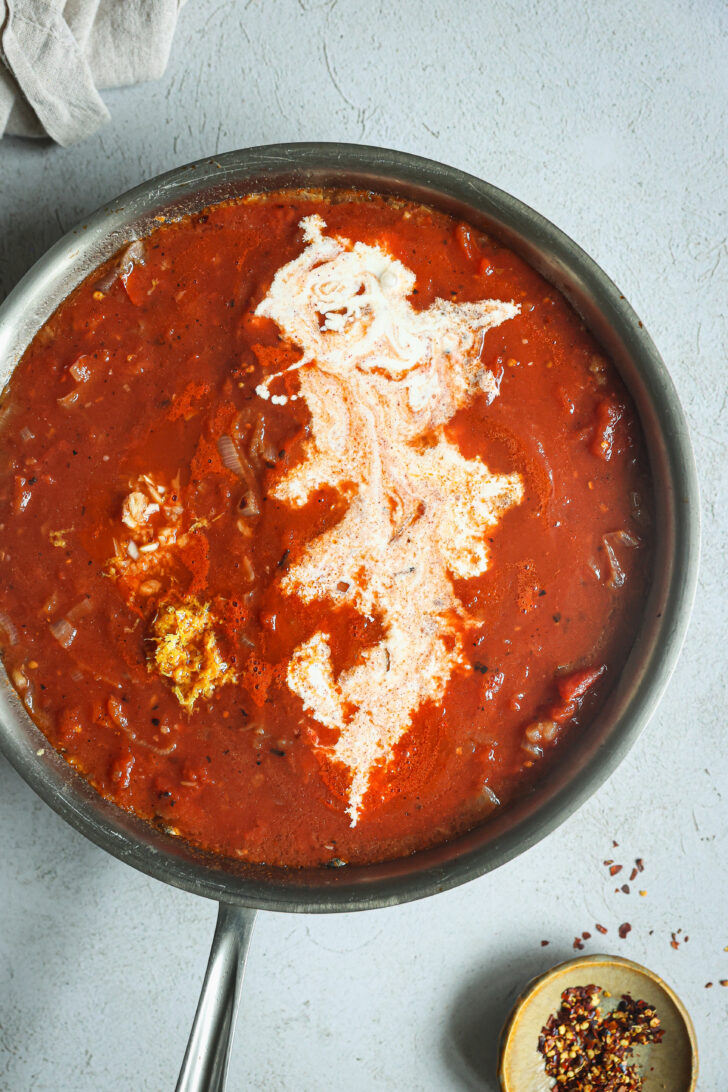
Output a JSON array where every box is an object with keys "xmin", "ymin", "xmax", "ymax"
[{"xmin": 0, "ymin": 2, "xmax": 726, "ymax": 1089}]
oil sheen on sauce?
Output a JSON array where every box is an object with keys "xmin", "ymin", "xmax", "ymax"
[{"xmin": 0, "ymin": 191, "xmax": 654, "ymax": 867}]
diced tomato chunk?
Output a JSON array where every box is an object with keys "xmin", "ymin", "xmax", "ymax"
[
  {"xmin": 110, "ymin": 751, "xmax": 135, "ymax": 790},
  {"xmin": 557, "ymin": 664, "xmax": 606, "ymax": 705},
  {"xmin": 121, "ymin": 266, "xmax": 149, "ymax": 307},
  {"xmin": 590, "ymin": 399, "xmax": 623, "ymax": 461},
  {"xmin": 455, "ymin": 222, "xmax": 476, "ymax": 261}
]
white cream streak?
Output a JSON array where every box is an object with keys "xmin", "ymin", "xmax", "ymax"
[{"xmin": 255, "ymin": 215, "xmax": 524, "ymax": 823}]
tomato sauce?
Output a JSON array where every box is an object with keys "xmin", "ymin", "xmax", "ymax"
[{"xmin": 0, "ymin": 191, "xmax": 653, "ymax": 866}]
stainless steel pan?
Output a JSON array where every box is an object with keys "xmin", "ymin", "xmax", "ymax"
[{"xmin": 0, "ymin": 144, "xmax": 700, "ymax": 1091}]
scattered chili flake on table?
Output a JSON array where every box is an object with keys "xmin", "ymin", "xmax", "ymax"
[
  {"xmin": 720, "ymin": 980, "xmax": 728, "ymax": 987},
  {"xmin": 596, "ymin": 923, "xmax": 608, "ymax": 935},
  {"xmin": 609, "ymin": 864, "xmax": 623, "ymax": 876},
  {"xmin": 538, "ymin": 985, "xmax": 664, "ymax": 1091},
  {"xmin": 618, "ymin": 922, "xmax": 632, "ymax": 939},
  {"xmin": 541, "ymin": 940, "xmax": 551, "ymax": 947}
]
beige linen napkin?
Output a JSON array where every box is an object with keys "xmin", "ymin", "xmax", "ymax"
[{"xmin": 0, "ymin": 0, "xmax": 186, "ymax": 145}]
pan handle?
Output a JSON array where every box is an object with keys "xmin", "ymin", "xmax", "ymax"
[{"xmin": 175, "ymin": 902, "xmax": 258, "ymax": 1092}]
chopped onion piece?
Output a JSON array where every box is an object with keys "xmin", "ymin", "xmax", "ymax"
[
  {"xmin": 521, "ymin": 739, "xmax": 543, "ymax": 758},
  {"xmin": 65, "ymin": 597, "xmax": 94, "ymax": 624},
  {"xmin": 480, "ymin": 784, "xmax": 500, "ymax": 809},
  {"xmin": 107, "ymin": 695, "xmax": 129, "ymax": 730},
  {"xmin": 119, "ymin": 240, "xmax": 145, "ymax": 280},
  {"xmin": 217, "ymin": 434, "xmax": 246, "ymax": 476},
  {"xmin": 0, "ymin": 610, "xmax": 18, "ymax": 645},
  {"xmin": 139, "ymin": 579, "xmax": 162, "ymax": 597},
  {"xmin": 241, "ymin": 556, "xmax": 255, "ymax": 582},
  {"xmin": 41, "ymin": 591, "xmax": 61, "ymax": 617},
  {"xmin": 239, "ymin": 489, "xmax": 261, "ymax": 517},
  {"xmin": 11, "ymin": 667, "xmax": 28, "ymax": 692},
  {"xmin": 137, "ymin": 738, "xmax": 177, "ymax": 756},
  {"xmin": 127, "ymin": 539, "xmax": 140, "ymax": 560},
  {"xmin": 140, "ymin": 474, "xmax": 165, "ymax": 504},
  {"xmin": 20, "ymin": 426, "xmax": 34, "ymax": 442},
  {"xmin": 69, "ymin": 358, "xmax": 91, "ymax": 383},
  {"xmin": 602, "ymin": 530, "xmax": 639, "ymax": 588},
  {"xmin": 261, "ymin": 438, "xmax": 279, "ymax": 466},
  {"xmin": 50, "ymin": 618, "xmax": 77, "ymax": 648},
  {"xmin": 57, "ymin": 388, "xmax": 79, "ymax": 408},
  {"xmin": 525, "ymin": 719, "xmax": 558, "ymax": 745},
  {"xmin": 249, "ymin": 415, "xmax": 265, "ymax": 461}
]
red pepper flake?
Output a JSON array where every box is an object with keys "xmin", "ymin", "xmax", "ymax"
[
  {"xmin": 706, "ymin": 982, "xmax": 714, "ymax": 988},
  {"xmin": 621, "ymin": 883, "xmax": 631, "ymax": 894},
  {"xmin": 573, "ymin": 936, "xmax": 585, "ymax": 951},
  {"xmin": 582, "ymin": 931, "xmax": 592, "ymax": 940},
  {"xmin": 596, "ymin": 923, "xmax": 608, "ymax": 934},
  {"xmin": 629, "ymin": 866, "xmax": 639, "ymax": 881},
  {"xmin": 541, "ymin": 940, "xmax": 550, "ymax": 947},
  {"xmin": 609, "ymin": 864, "xmax": 622, "ymax": 876},
  {"xmin": 670, "ymin": 932, "xmax": 680, "ymax": 950},
  {"xmin": 538, "ymin": 985, "xmax": 664, "ymax": 1089},
  {"xmin": 613, "ymin": 840, "xmax": 619, "ymax": 848},
  {"xmin": 603, "ymin": 858, "xmax": 614, "ymax": 866},
  {"xmin": 635, "ymin": 858, "xmax": 644, "ymax": 872},
  {"xmin": 720, "ymin": 980, "xmax": 728, "ymax": 987},
  {"xmin": 618, "ymin": 922, "xmax": 632, "ymax": 939}
]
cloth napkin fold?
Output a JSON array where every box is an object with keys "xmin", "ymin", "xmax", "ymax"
[{"xmin": 0, "ymin": 0, "xmax": 185, "ymax": 146}]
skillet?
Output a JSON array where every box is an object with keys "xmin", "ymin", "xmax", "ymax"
[{"xmin": 0, "ymin": 143, "xmax": 700, "ymax": 1090}]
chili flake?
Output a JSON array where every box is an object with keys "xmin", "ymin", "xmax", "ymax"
[{"xmin": 538, "ymin": 985, "xmax": 664, "ymax": 1090}]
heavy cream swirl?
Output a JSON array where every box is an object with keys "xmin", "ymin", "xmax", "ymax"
[{"xmin": 256, "ymin": 215, "xmax": 524, "ymax": 823}]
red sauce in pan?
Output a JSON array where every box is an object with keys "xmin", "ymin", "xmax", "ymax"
[{"xmin": 0, "ymin": 191, "xmax": 653, "ymax": 866}]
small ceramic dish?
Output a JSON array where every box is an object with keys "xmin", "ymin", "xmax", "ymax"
[{"xmin": 499, "ymin": 952, "xmax": 698, "ymax": 1091}]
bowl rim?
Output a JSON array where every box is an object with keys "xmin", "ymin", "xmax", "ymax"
[{"xmin": 0, "ymin": 142, "xmax": 701, "ymax": 912}]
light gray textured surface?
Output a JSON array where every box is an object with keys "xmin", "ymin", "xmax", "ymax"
[{"xmin": 0, "ymin": 2, "xmax": 726, "ymax": 1090}]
